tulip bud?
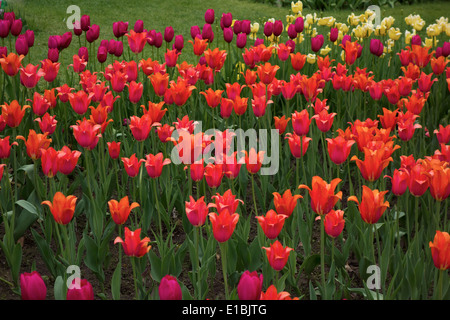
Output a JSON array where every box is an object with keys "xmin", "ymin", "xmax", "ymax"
[
  {"xmin": 341, "ymin": 34, "xmax": 351, "ymax": 46},
  {"xmin": 411, "ymin": 34, "xmax": 422, "ymax": 46},
  {"xmin": 154, "ymin": 32, "xmax": 163, "ymax": 48},
  {"xmin": 61, "ymin": 31, "xmax": 72, "ymax": 49},
  {"xmin": 287, "ymin": 24, "xmax": 297, "ymax": 39},
  {"xmin": 223, "ymin": 27, "xmax": 233, "ymax": 43},
  {"xmin": 221, "ymin": 13, "xmax": 233, "ymax": 29},
  {"xmin": 174, "ymin": 34, "xmax": 184, "ymax": 51},
  {"xmin": 236, "ymin": 33, "xmax": 247, "ymax": 49},
  {"xmin": 202, "ymin": 23, "xmax": 213, "ymax": 42},
  {"xmin": 0, "ymin": 46, "xmax": 7, "ymax": 59},
  {"xmin": 113, "ymin": 21, "xmax": 128, "ymax": 38},
  {"xmin": 78, "ymin": 46, "xmax": 88, "ymax": 61},
  {"xmin": 158, "ymin": 275, "xmax": 182, "ymax": 300},
  {"xmin": 73, "ymin": 21, "xmax": 82, "ymax": 36},
  {"xmin": 204, "ymin": 9, "xmax": 215, "ymax": 24},
  {"xmin": 273, "ymin": 20, "xmax": 283, "ymax": 37},
  {"xmin": 25, "ymin": 30, "xmax": 35, "ymax": 47},
  {"xmin": 294, "ymin": 17, "xmax": 304, "ymax": 33},
  {"xmin": 86, "ymin": 24, "xmax": 100, "ymax": 43},
  {"xmin": 330, "ymin": 27, "xmax": 338, "ymax": 42},
  {"xmin": 0, "ymin": 19, "xmax": 11, "ymax": 38},
  {"xmin": 370, "ymin": 38, "xmax": 384, "ymax": 57},
  {"xmin": 10, "ymin": 19, "xmax": 23, "ymax": 37},
  {"xmin": 311, "ymin": 34, "xmax": 324, "ymax": 52},
  {"xmin": 97, "ymin": 45, "xmax": 107, "ymax": 63},
  {"xmin": 66, "ymin": 279, "xmax": 94, "ymax": 300},
  {"xmin": 237, "ymin": 270, "xmax": 263, "ymax": 300},
  {"xmin": 233, "ymin": 20, "xmax": 242, "ymax": 34},
  {"xmin": 15, "ymin": 34, "xmax": 28, "ymax": 56},
  {"xmin": 190, "ymin": 25, "xmax": 201, "ymax": 39},
  {"xmin": 263, "ymin": 21, "xmax": 274, "ymax": 37},
  {"xmin": 80, "ymin": 15, "xmax": 91, "ymax": 32},
  {"xmin": 442, "ymin": 41, "xmax": 450, "ymax": 57},
  {"xmin": 134, "ymin": 19, "xmax": 144, "ymax": 33},
  {"xmin": 20, "ymin": 271, "xmax": 47, "ymax": 300},
  {"xmin": 254, "ymin": 38, "xmax": 264, "ymax": 46},
  {"xmin": 241, "ymin": 20, "xmax": 251, "ymax": 35},
  {"xmin": 47, "ymin": 48, "xmax": 59, "ymax": 62},
  {"xmin": 164, "ymin": 26, "xmax": 174, "ymax": 43},
  {"xmin": 114, "ymin": 40, "xmax": 124, "ymax": 57}
]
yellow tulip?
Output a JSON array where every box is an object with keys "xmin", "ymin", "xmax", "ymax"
[
  {"xmin": 381, "ymin": 16, "xmax": 395, "ymax": 29},
  {"xmin": 306, "ymin": 53, "xmax": 316, "ymax": 64},
  {"xmin": 291, "ymin": 1, "xmax": 303, "ymax": 14},
  {"xmin": 317, "ymin": 17, "xmax": 335, "ymax": 27},
  {"xmin": 320, "ymin": 45, "xmax": 331, "ymax": 56},
  {"xmin": 305, "ymin": 13, "xmax": 315, "ymax": 25},
  {"xmin": 251, "ymin": 22, "xmax": 260, "ymax": 34},
  {"xmin": 405, "ymin": 30, "xmax": 416, "ymax": 44},
  {"xmin": 286, "ymin": 15, "xmax": 296, "ymax": 24},
  {"xmin": 388, "ymin": 27, "xmax": 402, "ymax": 41}
]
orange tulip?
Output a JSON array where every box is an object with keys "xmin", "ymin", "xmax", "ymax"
[
  {"xmin": 149, "ymin": 72, "xmax": 169, "ymax": 97},
  {"xmin": 141, "ymin": 101, "xmax": 167, "ymax": 124},
  {"xmin": 410, "ymin": 45, "xmax": 434, "ymax": 68},
  {"xmin": 340, "ymin": 40, "xmax": 359, "ymax": 65},
  {"xmin": 1, "ymin": 100, "xmax": 30, "ymax": 128},
  {"xmin": 42, "ymin": 192, "xmax": 77, "ymax": 225},
  {"xmin": 273, "ymin": 115, "xmax": 290, "ymax": 135},
  {"xmin": 257, "ymin": 62, "xmax": 280, "ymax": 85},
  {"xmin": 429, "ymin": 230, "xmax": 450, "ymax": 270},
  {"xmin": 0, "ymin": 52, "xmax": 25, "ymax": 76},
  {"xmin": 114, "ymin": 227, "xmax": 151, "ymax": 258},
  {"xmin": 108, "ymin": 196, "xmax": 140, "ymax": 225},
  {"xmin": 167, "ymin": 77, "xmax": 196, "ymax": 106},
  {"xmin": 351, "ymin": 147, "xmax": 393, "ymax": 182},
  {"xmin": 298, "ymin": 176, "xmax": 342, "ymax": 216},
  {"xmin": 290, "ymin": 52, "xmax": 306, "ymax": 71},
  {"xmin": 260, "ymin": 285, "xmax": 295, "ymax": 300},
  {"xmin": 16, "ymin": 129, "xmax": 52, "ymax": 161},
  {"xmin": 188, "ymin": 37, "xmax": 208, "ymax": 56},
  {"xmin": 323, "ymin": 209, "xmax": 345, "ymax": 238},
  {"xmin": 272, "ymin": 189, "xmax": 302, "ymax": 218},
  {"xmin": 200, "ymin": 88, "xmax": 223, "ymax": 109},
  {"xmin": 348, "ymin": 185, "xmax": 389, "ymax": 224},
  {"xmin": 243, "ymin": 148, "xmax": 264, "ymax": 174},
  {"xmin": 204, "ymin": 47, "xmax": 227, "ymax": 71}
]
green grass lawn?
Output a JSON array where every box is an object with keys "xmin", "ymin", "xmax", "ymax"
[{"xmin": 5, "ymin": 0, "xmax": 450, "ymax": 67}]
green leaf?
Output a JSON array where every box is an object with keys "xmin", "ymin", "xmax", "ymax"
[
  {"xmin": 300, "ymin": 254, "xmax": 321, "ymax": 275},
  {"xmin": 54, "ymin": 276, "xmax": 66, "ymax": 300},
  {"xmin": 111, "ymin": 262, "xmax": 121, "ymax": 300}
]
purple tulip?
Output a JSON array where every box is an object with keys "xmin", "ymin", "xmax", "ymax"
[
  {"xmin": 236, "ymin": 33, "xmax": 247, "ymax": 49},
  {"xmin": 330, "ymin": 27, "xmax": 338, "ymax": 42},
  {"xmin": 370, "ymin": 38, "xmax": 384, "ymax": 57},
  {"xmin": 241, "ymin": 20, "xmax": 251, "ymax": 35},
  {"xmin": 237, "ymin": 271, "xmax": 263, "ymax": 300},
  {"xmin": 202, "ymin": 23, "xmax": 213, "ymax": 42},
  {"xmin": 25, "ymin": 30, "xmax": 35, "ymax": 47},
  {"xmin": 287, "ymin": 24, "xmax": 297, "ymax": 39},
  {"xmin": 15, "ymin": 34, "xmax": 28, "ymax": 56},
  {"xmin": 273, "ymin": 20, "xmax": 283, "ymax": 37},
  {"xmin": 174, "ymin": 34, "xmax": 184, "ymax": 51},
  {"xmin": 263, "ymin": 21, "xmax": 273, "ymax": 37},
  {"xmin": 146, "ymin": 29, "xmax": 156, "ymax": 45},
  {"xmin": 223, "ymin": 27, "xmax": 233, "ymax": 43},
  {"xmin": 411, "ymin": 34, "xmax": 422, "ymax": 46},
  {"xmin": 190, "ymin": 25, "xmax": 201, "ymax": 40},
  {"xmin": 97, "ymin": 45, "xmax": 108, "ymax": 63},
  {"xmin": 286, "ymin": 39, "xmax": 296, "ymax": 52},
  {"xmin": 0, "ymin": 46, "xmax": 8, "ymax": 58},
  {"xmin": 158, "ymin": 275, "xmax": 182, "ymax": 300},
  {"xmin": 3, "ymin": 12, "xmax": 15, "ymax": 24},
  {"xmin": 47, "ymin": 48, "xmax": 59, "ymax": 62},
  {"xmin": 221, "ymin": 13, "xmax": 233, "ymax": 29},
  {"xmin": 435, "ymin": 46, "xmax": 443, "ymax": 58},
  {"xmin": 294, "ymin": 17, "xmax": 304, "ymax": 33},
  {"xmin": 205, "ymin": 9, "xmax": 215, "ymax": 24},
  {"xmin": 342, "ymin": 35, "xmax": 351, "ymax": 46},
  {"xmin": 311, "ymin": 34, "xmax": 324, "ymax": 52},
  {"xmin": 86, "ymin": 24, "xmax": 100, "ymax": 43},
  {"xmin": 134, "ymin": 20, "xmax": 144, "ymax": 33},
  {"xmin": 10, "ymin": 19, "xmax": 22, "ymax": 37},
  {"xmin": 0, "ymin": 19, "xmax": 11, "ymax": 38},
  {"xmin": 154, "ymin": 32, "xmax": 163, "ymax": 48},
  {"xmin": 80, "ymin": 15, "xmax": 90, "ymax": 32},
  {"xmin": 442, "ymin": 41, "xmax": 450, "ymax": 57},
  {"xmin": 48, "ymin": 35, "xmax": 60, "ymax": 50},
  {"xmin": 61, "ymin": 32, "xmax": 72, "ymax": 49},
  {"xmin": 164, "ymin": 26, "xmax": 174, "ymax": 43},
  {"xmin": 73, "ymin": 21, "xmax": 82, "ymax": 36},
  {"xmin": 233, "ymin": 20, "xmax": 242, "ymax": 35},
  {"xmin": 113, "ymin": 21, "xmax": 128, "ymax": 38},
  {"xmin": 78, "ymin": 46, "xmax": 89, "ymax": 61},
  {"xmin": 254, "ymin": 38, "xmax": 264, "ymax": 46},
  {"xmin": 114, "ymin": 40, "xmax": 124, "ymax": 57}
]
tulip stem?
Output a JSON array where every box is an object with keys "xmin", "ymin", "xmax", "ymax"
[
  {"xmin": 194, "ymin": 225, "xmax": 201, "ymax": 300},
  {"xmin": 251, "ymin": 174, "xmax": 258, "ymax": 216},
  {"xmin": 320, "ymin": 217, "xmax": 326, "ymax": 300},
  {"xmin": 437, "ymin": 269, "xmax": 444, "ymax": 300},
  {"xmin": 153, "ymin": 178, "xmax": 163, "ymax": 253},
  {"xmin": 130, "ymin": 257, "xmax": 139, "ymax": 300},
  {"xmin": 219, "ymin": 241, "xmax": 230, "ymax": 300}
]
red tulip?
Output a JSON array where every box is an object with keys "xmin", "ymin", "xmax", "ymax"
[
  {"xmin": 244, "ymin": 148, "xmax": 265, "ymax": 174},
  {"xmin": 126, "ymin": 30, "xmax": 148, "ymax": 54},
  {"xmin": 185, "ymin": 195, "xmax": 209, "ymax": 227},
  {"xmin": 71, "ymin": 118, "xmax": 102, "ymax": 150},
  {"xmin": 272, "ymin": 189, "xmax": 302, "ymax": 218},
  {"xmin": 429, "ymin": 230, "xmax": 450, "ymax": 270},
  {"xmin": 145, "ymin": 152, "xmax": 171, "ymax": 178},
  {"xmin": 66, "ymin": 279, "xmax": 94, "ymax": 300},
  {"xmin": 262, "ymin": 240, "xmax": 293, "ymax": 271},
  {"xmin": 256, "ymin": 209, "xmax": 288, "ymax": 239},
  {"xmin": 204, "ymin": 163, "xmax": 225, "ymax": 188},
  {"xmin": 114, "ymin": 227, "xmax": 151, "ymax": 257},
  {"xmin": 121, "ymin": 154, "xmax": 144, "ymax": 178},
  {"xmin": 285, "ymin": 132, "xmax": 311, "ymax": 159},
  {"xmin": 107, "ymin": 141, "xmax": 121, "ymax": 159},
  {"xmin": 385, "ymin": 168, "xmax": 409, "ymax": 196},
  {"xmin": 57, "ymin": 146, "xmax": 81, "ymax": 175},
  {"xmin": 0, "ymin": 136, "xmax": 18, "ymax": 159},
  {"xmin": 208, "ymin": 208, "xmax": 239, "ymax": 242},
  {"xmin": 323, "ymin": 209, "xmax": 345, "ymax": 238}
]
